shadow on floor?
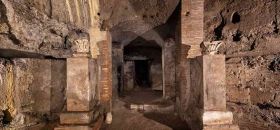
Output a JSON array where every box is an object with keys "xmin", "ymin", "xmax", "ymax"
[
  {"xmin": 121, "ymin": 88, "xmax": 163, "ymax": 104},
  {"xmin": 143, "ymin": 112, "xmax": 191, "ymax": 130}
]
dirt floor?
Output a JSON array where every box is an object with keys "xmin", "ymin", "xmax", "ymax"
[{"xmin": 101, "ymin": 88, "xmax": 190, "ymax": 130}]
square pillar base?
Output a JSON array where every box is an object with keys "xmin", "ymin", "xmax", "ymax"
[
  {"xmin": 203, "ymin": 111, "xmax": 233, "ymax": 125},
  {"xmin": 203, "ymin": 111, "xmax": 239, "ymax": 130},
  {"xmin": 55, "ymin": 115, "xmax": 104, "ymax": 130},
  {"xmin": 59, "ymin": 110, "xmax": 99, "ymax": 125},
  {"xmin": 54, "ymin": 126, "xmax": 92, "ymax": 130},
  {"xmin": 203, "ymin": 124, "xmax": 239, "ymax": 130}
]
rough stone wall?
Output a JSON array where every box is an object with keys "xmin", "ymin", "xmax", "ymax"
[
  {"xmin": 0, "ymin": 0, "xmax": 88, "ymax": 58},
  {"xmin": 0, "ymin": 0, "xmax": 105, "ymax": 128},
  {"xmin": 101, "ymin": 0, "xmax": 180, "ymax": 42},
  {"xmin": 0, "ymin": 58, "xmax": 66, "ymax": 128},
  {"xmin": 50, "ymin": 60, "xmax": 67, "ymax": 115},
  {"xmin": 226, "ymin": 55, "xmax": 280, "ymax": 130},
  {"xmin": 205, "ymin": 0, "xmax": 280, "ymax": 129}
]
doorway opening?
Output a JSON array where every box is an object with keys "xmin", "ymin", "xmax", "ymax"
[
  {"xmin": 134, "ymin": 60, "xmax": 150, "ymax": 88},
  {"xmin": 121, "ymin": 38, "xmax": 163, "ymax": 104}
]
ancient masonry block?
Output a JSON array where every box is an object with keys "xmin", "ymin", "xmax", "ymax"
[
  {"xmin": 56, "ymin": 57, "xmax": 98, "ymax": 129},
  {"xmin": 186, "ymin": 55, "xmax": 240, "ymax": 130},
  {"xmin": 60, "ymin": 111, "xmax": 94, "ymax": 125},
  {"xmin": 66, "ymin": 58, "xmax": 92, "ymax": 111},
  {"xmin": 203, "ymin": 125, "xmax": 240, "ymax": 130},
  {"xmin": 203, "ymin": 111, "xmax": 233, "ymax": 125},
  {"xmin": 54, "ymin": 126, "xmax": 92, "ymax": 130},
  {"xmin": 197, "ymin": 55, "xmax": 240, "ymax": 130},
  {"xmin": 201, "ymin": 55, "xmax": 227, "ymax": 111}
]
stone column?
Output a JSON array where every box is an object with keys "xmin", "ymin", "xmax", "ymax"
[
  {"xmin": 55, "ymin": 36, "xmax": 96, "ymax": 130},
  {"xmin": 197, "ymin": 55, "xmax": 240, "ymax": 130},
  {"xmin": 184, "ymin": 52, "xmax": 240, "ymax": 130}
]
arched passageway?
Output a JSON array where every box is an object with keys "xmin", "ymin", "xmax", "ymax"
[{"xmin": 121, "ymin": 38, "xmax": 163, "ymax": 104}]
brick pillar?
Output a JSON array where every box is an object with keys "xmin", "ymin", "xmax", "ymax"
[
  {"xmin": 98, "ymin": 32, "xmax": 112, "ymax": 108},
  {"xmin": 181, "ymin": 0, "xmax": 204, "ymax": 58},
  {"xmin": 97, "ymin": 31, "xmax": 113, "ymax": 124},
  {"xmin": 179, "ymin": 0, "xmax": 204, "ymax": 127}
]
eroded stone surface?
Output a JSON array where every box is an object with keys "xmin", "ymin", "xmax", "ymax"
[
  {"xmin": 0, "ymin": 0, "xmax": 91, "ymax": 58},
  {"xmin": 203, "ymin": 111, "xmax": 233, "ymax": 125},
  {"xmin": 204, "ymin": 125, "xmax": 239, "ymax": 130},
  {"xmin": 66, "ymin": 58, "xmax": 91, "ymax": 111},
  {"xmin": 54, "ymin": 126, "xmax": 92, "ymax": 130},
  {"xmin": 60, "ymin": 111, "xmax": 94, "ymax": 125},
  {"xmin": 202, "ymin": 55, "xmax": 227, "ymax": 111}
]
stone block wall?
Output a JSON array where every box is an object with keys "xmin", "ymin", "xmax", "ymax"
[
  {"xmin": 0, "ymin": 58, "xmax": 66, "ymax": 128},
  {"xmin": 31, "ymin": 0, "xmax": 99, "ymax": 28}
]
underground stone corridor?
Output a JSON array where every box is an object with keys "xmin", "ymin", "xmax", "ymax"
[
  {"xmin": 101, "ymin": 39, "xmax": 189, "ymax": 130},
  {"xmin": 1, "ymin": 0, "xmax": 280, "ymax": 130}
]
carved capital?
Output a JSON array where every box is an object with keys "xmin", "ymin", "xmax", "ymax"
[
  {"xmin": 66, "ymin": 31, "xmax": 90, "ymax": 57},
  {"xmin": 71, "ymin": 39, "xmax": 90, "ymax": 53},
  {"xmin": 202, "ymin": 41, "xmax": 224, "ymax": 55}
]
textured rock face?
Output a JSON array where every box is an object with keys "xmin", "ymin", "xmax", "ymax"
[
  {"xmin": 66, "ymin": 58, "xmax": 91, "ymax": 111},
  {"xmin": 204, "ymin": 0, "xmax": 280, "ymax": 56},
  {"xmin": 0, "ymin": 58, "xmax": 66, "ymax": 128},
  {"xmin": 0, "ymin": 0, "xmax": 91, "ymax": 58},
  {"xmin": 100, "ymin": 0, "xmax": 179, "ymax": 31},
  {"xmin": 205, "ymin": 0, "xmax": 280, "ymax": 129}
]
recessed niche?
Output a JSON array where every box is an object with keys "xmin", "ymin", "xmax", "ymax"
[
  {"xmin": 233, "ymin": 30, "xmax": 242, "ymax": 42},
  {"xmin": 231, "ymin": 12, "xmax": 240, "ymax": 24}
]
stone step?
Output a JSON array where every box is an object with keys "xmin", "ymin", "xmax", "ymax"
[
  {"xmin": 60, "ymin": 111, "xmax": 99, "ymax": 125},
  {"xmin": 54, "ymin": 126, "xmax": 92, "ymax": 130},
  {"xmin": 204, "ymin": 124, "xmax": 239, "ymax": 130},
  {"xmin": 203, "ymin": 111, "xmax": 233, "ymax": 125},
  {"xmin": 60, "ymin": 105, "xmax": 102, "ymax": 125},
  {"xmin": 55, "ymin": 116, "xmax": 104, "ymax": 130},
  {"xmin": 129, "ymin": 104, "xmax": 174, "ymax": 112}
]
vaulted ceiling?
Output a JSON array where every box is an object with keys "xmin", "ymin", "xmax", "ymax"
[{"xmin": 99, "ymin": 0, "xmax": 180, "ymax": 45}]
